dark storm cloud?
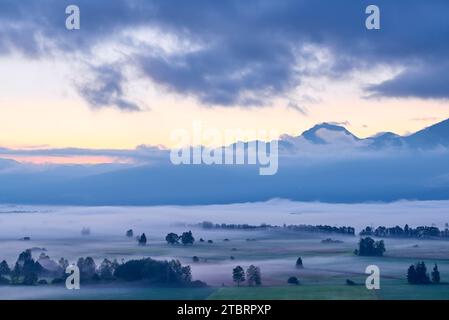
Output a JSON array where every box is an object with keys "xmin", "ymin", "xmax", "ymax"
[
  {"xmin": 0, "ymin": 0, "xmax": 448, "ymax": 108},
  {"xmin": 368, "ymin": 63, "xmax": 449, "ymax": 100}
]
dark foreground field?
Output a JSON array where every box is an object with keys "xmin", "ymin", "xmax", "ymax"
[{"xmin": 3, "ymin": 280, "xmax": 449, "ymax": 300}]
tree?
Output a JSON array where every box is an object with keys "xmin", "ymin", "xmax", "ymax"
[
  {"xmin": 181, "ymin": 231, "xmax": 195, "ymax": 245},
  {"xmin": 17, "ymin": 249, "xmax": 32, "ymax": 266},
  {"xmin": 77, "ymin": 257, "xmax": 97, "ymax": 282},
  {"xmin": 415, "ymin": 261, "xmax": 430, "ymax": 284},
  {"xmin": 296, "ymin": 257, "xmax": 303, "ymax": 268},
  {"xmin": 232, "ymin": 266, "xmax": 245, "ymax": 287},
  {"xmin": 376, "ymin": 240, "xmax": 386, "ymax": 256},
  {"xmin": 10, "ymin": 249, "xmax": 41, "ymax": 285},
  {"xmin": 246, "ymin": 265, "xmax": 261, "ymax": 286},
  {"xmin": 126, "ymin": 229, "xmax": 134, "ymax": 238},
  {"xmin": 356, "ymin": 237, "xmax": 386, "ymax": 256},
  {"xmin": 22, "ymin": 259, "xmax": 41, "ymax": 285},
  {"xmin": 287, "ymin": 276, "xmax": 299, "ymax": 285},
  {"xmin": 138, "ymin": 233, "xmax": 147, "ymax": 246},
  {"xmin": 111, "ymin": 259, "xmax": 120, "ymax": 271},
  {"xmin": 10, "ymin": 263, "xmax": 21, "ymax": 284},
  {"xmin": 408, "ymin": 262, "xmax": 430, "ymax": 284},
  {"xmin": 166, "ymin": 233, "xmax": 179, "ymax": 245},
  {"xmin": 431, "ymin": 264, "xmax": 440, "ymax": 284},
  {"xmin": 407, "ymin": 265, "xmax": 417, "ymax": 284},
  {"xmin": 99, "ymin": 259, "xmax": 115, "ymax": 280},
  {"xmin": 182, "ymin": 265, "xmax": 192, "ymax": 283},
  {"xmin": 168, "ymin": 260, "xmax": 192, "ymax": 283},
  {"xmin": 0, "ymin": 260, "xmax": 10, "ymax": 276},
  {"xmin": 59, "ymin": 258, "xmax": 69, "ymax": 271}
]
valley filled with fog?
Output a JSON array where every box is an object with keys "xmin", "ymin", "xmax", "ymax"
[
  {"xmin": 1, "ymin": 200, "xmax": 449, "ymax": 299},
  {"xmin": 1, "ymin": 199, "xmax": 448, "ymax": 241}
]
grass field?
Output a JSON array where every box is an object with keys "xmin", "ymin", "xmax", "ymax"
[
  {"xmin": 4, "ymin": 281, "xmax": 448, "ymax": 300},
  {"xmin": 208, "ymin": 285, "xmax": 378, "ymax": 300}
]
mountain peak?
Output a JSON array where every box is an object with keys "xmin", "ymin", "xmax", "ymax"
[
  {"xmin": 310, "ymin": 122, "xmax": 348, "ymax": 131},
  {"xmin": 301, "ymin": 122, "xmax": 357, "ymax": 144}
]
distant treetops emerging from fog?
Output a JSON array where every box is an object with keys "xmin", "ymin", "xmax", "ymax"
[
  {"xmin": 198, "ymin": 221, "xmax": 449, "ymax": 240},
  {"xmin": 360, "ymin": 224, "xmax": 449, "ymax": 239},
  {"xmin": 354, "ymin": 237, "xmax": 386, "ymax": 257}
]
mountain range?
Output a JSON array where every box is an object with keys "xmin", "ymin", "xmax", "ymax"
[
  {"xmin": 1, "ymin": 118, "xmax": 449, "ymax": 205},
  {"xmin": 279, "ymin": 118, "xmax": 449, "ymax": 152}
]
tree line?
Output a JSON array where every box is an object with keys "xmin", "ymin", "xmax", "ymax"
[
  {"xmin": 198, "ymin": 221, "xmax": 355, "ymax": 235},
  {"xmin": 360, "ymin": 224, "xmax": 449, "ymax": 239}
]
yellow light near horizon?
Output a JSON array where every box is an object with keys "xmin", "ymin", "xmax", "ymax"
[{"xmin": 1, "ymin": 95, "xmax": 449, "ymax": 153}]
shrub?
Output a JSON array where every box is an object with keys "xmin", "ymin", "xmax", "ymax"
[{"xmin": 287, "ymin": 276, "xmax": 299, "ymax": 285}]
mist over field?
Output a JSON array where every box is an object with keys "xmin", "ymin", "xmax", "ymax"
[
  {"xmin": 1, "ymin": 199, "xmax": 449, "ymax": 238},
  {"xmin": 1, "ymin": 199, "xmax": 448, "ymax": 261},
  {"xmin": 1, "ymin": 199, "xmax": 449, "ymax": 300}
]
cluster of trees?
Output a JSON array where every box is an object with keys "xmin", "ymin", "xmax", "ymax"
[
  {"xmin": 354, "ymin": 237, "xmax": 386, "ymax": 257},
  {"xmin": 0, "ymin": 250, "xmax": 42, "ymax": 285},
  {"xmin": 360, "ymin": 224, "xmax": 449, "ymax": 239},
  {"xmin": 407, "ymin": 262, "xmax": 441, "ymax": 285},
  {"xmin": 114, "ymin": 258, "xmax": 205, "ymax": 287},
  {"xmin": 0, "ymin": 250, "xmax": 204, "ymax": 287},
  {"xmin": 128, "ymin": 230, "xmax": 196, "ymax": 246},
  {"xmin": 232, "ymin": 265, "xmax": 261, "ymax": 287},
  {"xmin": 165, "ymin": 231, "xmax": 195, "ymax": 245},
  {"xmin": 199, "ymin": 221, "xmax": 355, "ymax": 235}
]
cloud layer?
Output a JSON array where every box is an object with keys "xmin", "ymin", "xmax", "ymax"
[{"xmin": 0, "ymin": 0, "xmax": 448, "ymax": 110}]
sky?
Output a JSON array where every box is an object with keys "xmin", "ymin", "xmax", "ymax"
[{"xmin": 0, "ymin": 0, "xmax": 449, "ymax": 164}]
